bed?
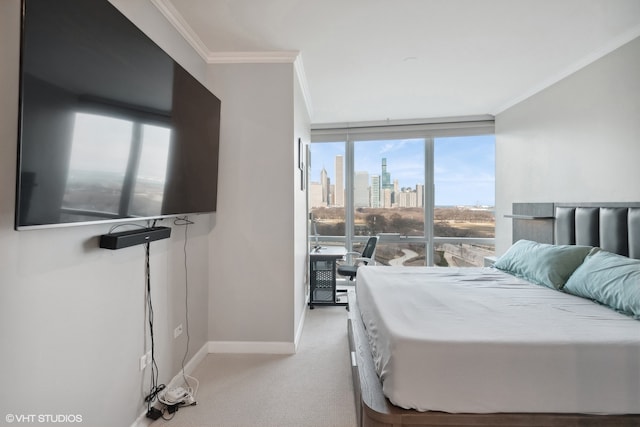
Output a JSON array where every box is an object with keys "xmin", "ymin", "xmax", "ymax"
[{"xmin": 347, "ymin": 203, "xmax": 640, "ymax": 427}]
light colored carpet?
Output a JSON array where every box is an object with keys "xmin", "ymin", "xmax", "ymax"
[{"xmin": 151, "ymin": 304, "xmax": 357, "ymax": 427}]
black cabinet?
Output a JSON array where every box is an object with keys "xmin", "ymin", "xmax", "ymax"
[{"xmin": 309, "ymin": 247, "xmax": 348, "ymax": 309}]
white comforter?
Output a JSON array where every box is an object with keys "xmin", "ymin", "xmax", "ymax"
[{"xmin": 356, "ymin": 266, "xmax": 640, "ymax": 414}]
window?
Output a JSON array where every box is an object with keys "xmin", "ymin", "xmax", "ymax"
[
  {"xmin": 310, "ymin": 119, "xmax": 495, "ymax": 266},
  {"xmin": 353, "ymin": 138, "xmax": 426, "ymax": 265},
  {"xmin": 433, "ymin": 136, "xmax": 495, "ymax": 266},
  {"xmin": 308, "ymin": 142, "xmax": 345, "ymax": 247}
]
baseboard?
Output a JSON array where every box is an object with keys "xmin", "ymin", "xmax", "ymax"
[
  {"xmin": 165, "ymin": 342, "xmax": 209, "ymax": 389},
  {"xmin": 129, "ymin": 342, "xmax": 208, "ymax": 427},
  {"xmin": 293, "ymin": 307, "xmax": 307, "ymax": 352},
  {"xmin": 131, "ymin": 337, "xmax": 300, "ymax": 426},
  {"xmin": 131, "ymin": 409, "xmax": 153, "ymax": 427},
  {"xmin": 208, "ymin": 340, "xmax": 295, "ymax": 354}
]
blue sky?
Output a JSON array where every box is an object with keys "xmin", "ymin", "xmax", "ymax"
[{"xmin": 309, "ymin": 135, "xmax": 495, "ymax": 206}]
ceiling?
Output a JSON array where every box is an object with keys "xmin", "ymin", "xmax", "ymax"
[{"xmin": 151, "ymin": 0, "xmax": 640, "ymax": 125}]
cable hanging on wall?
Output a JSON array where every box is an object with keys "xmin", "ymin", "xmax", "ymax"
[
  {"xmin": 155, "ymin": 216, "xmax": 199, "ymax": 419},
  {"xmin": 144, "ymin": 238, "xmax": 166, "ymax": 420},
  {"xmin": 177, "ymin": 216, "xmax": 194, "ymax": 387}
]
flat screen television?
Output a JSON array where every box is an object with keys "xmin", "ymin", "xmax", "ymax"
[{"xmin": 15, "ymin": 0, "xmax": 221, "ymax": 230}]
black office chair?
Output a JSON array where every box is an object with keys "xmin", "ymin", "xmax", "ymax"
[{"xmin": 337, "ymin": 236, "xmax": 379, "ymax": 282}]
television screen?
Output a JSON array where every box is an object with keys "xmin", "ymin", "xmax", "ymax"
[{"xmin": 16, "ymin": 0, "xmax": 220, "ymax": 229}]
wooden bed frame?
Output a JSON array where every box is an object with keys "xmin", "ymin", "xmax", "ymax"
[{"xmin": 347, "ymin": 203, "xmax": 640, "ymax": 427}]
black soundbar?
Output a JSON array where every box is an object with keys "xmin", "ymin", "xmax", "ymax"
[{"xmin": 99, "ymin": 226, "xmax": 171, "ymax": 250}]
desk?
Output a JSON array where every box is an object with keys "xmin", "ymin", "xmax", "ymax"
[{"xmin": 309, "ymin": 246, "xmax": 347, "ymax": 309}]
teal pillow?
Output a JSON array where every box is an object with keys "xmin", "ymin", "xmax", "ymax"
[
  {"xmin": 494, "ymin": 240, "xmax": 593, "ymax": 289},
  {"xmin": 564, "ymin": 249, "xmax": 640, "ymax": 318}
]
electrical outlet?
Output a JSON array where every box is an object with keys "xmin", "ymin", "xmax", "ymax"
[
  {"xmin": 140, "ymin": 351, "xmax": 152, "ymax": 371},
  {"xmin": 174, "ymin": 324, "xmax": 183, "ymax": 339}
]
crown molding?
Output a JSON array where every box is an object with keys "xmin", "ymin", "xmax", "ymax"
[
  {"xmin": 206, "ymin": 51, "xmax": 300, "ymax": 64},
  {"xmin": 294, "ymin": 54, "xmax": 314, "ymax": 119},
  {"xmin": 150, "ymin": 0, "xmax": 211, "ymax": 60},
  {"xmin": 151, "ymin": 0, "xmax": 300, "ymax": 64},
  {"xmin": 151, "ymin": 0, "xmax": 314, "ymax": 118}
]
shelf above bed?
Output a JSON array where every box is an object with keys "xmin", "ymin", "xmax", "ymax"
[
  {"xmin": 504, "ymin": 214, "xmax": 554, "ymax": 220},
  {"xmin": 510, "ymin": 203, "xmax": 556, "ymax": 244}
]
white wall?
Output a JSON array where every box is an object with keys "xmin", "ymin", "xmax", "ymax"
[
  {"xmin": 206, "ymin": 62, "xmax": 309, "ymax": 351},
  {"xmin": 495, "ymin": 36, "xmax": 640, "ymax": 254},
  {"xmin": 293, "ymin": 67, "xmax": 312, "ymax": 344},
  {"xmin": 0, "ymin": 1, "xmax": 211, "ymax": 426}
]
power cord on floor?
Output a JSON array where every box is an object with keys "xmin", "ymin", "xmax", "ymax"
[{"xmin": 158, "ymin": 374, "xmax": 200, "ymax": 407}]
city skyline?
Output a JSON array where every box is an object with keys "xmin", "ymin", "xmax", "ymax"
[{"xmin": 309, "ymin": 136, "xmax": 495, "ymax": 206}]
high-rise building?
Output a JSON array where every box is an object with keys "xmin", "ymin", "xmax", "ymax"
[
  {"xmin": 393, "ymin": 178, "xmax": 399, "ymax": 206},
  {"xmin": 416, "ymin": 184, "xmax": 424, "ymax": 207},
  {"xmin": 335, "ymin": 155, "xmax": 344, "ymax": 206},
  {"xmin": 370, "ymin": 175, "xmax": 381, "ymax": 208},
  {"xmin": 383, "ymin": 188, "xmax": 392, "ymax": 208},
  {"xmin": 320, "ymin": 167, "xmax": 329, "ymax": 206},
  {"xmin": 354, "ymin": 171, "xmax": 369, "ymax": 207},
  {"xmin": 381, "ymin": 158, "xmax": 392, "ymax": 190},
  {"xmin": 309, "ymin": 182, "xmax": 323, "ymax": 207},
  {"xmin": 381, "ymin": 158, "xmax": 395, "ymax": 205},
  {"xmin": 398, "ymin": 191, "xmax": 408, "ymax": 207},
  {"xmin": 398, "ymin": 190, "xmax": 417, "ymax": 207}
]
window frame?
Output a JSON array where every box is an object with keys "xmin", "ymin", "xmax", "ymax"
[{"xmin": 310, "ymin": 117, "xmax": 495, "ymax": 266}]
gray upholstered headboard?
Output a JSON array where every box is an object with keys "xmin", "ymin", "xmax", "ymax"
[
  {"xmin": 554, "ymin": 204, "xmax": 640, "ymax": 259},
  {"xmin": 510, "ymin": 202, "xmax": 640, "ymax": 260}
]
